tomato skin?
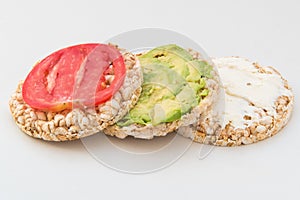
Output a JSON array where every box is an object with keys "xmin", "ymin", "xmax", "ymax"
[{"xmin": 22, "ymin": 43, "xmax": 126, "ymax": 112}]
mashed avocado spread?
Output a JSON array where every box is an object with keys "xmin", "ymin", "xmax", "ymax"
[{"xmin": 117, "ymin": 44, "xmax": 212, "ymax": 126}]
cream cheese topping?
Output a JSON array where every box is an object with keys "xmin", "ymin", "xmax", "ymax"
[{"xmin": 213, "ymin": 57, "xmax": 292, "ymax": 128}]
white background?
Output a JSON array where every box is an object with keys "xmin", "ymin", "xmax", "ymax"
[{"xmin": 1, "ymin": 0, "xmax": 300, "ymax": 199}]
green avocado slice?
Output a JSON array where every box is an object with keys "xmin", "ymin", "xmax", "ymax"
[{"xmin": 117, "ymin": 44, "xmax": 213, "ymax": 127}]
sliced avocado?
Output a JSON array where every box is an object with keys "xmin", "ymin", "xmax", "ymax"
[
  {"xmin": 199, "ymin": 78, "xmax": 206, "ymax": 88},
  {"xmin": 142, "ymin": 63, "xmax": 186, "ymax": 95},
  {"xmin": 119, "ymin": 84, "xmax": 178, "ymax": 126},
  {"xmin": 139, "ymin": 44, "xmax": 193, "ymax": 79},
  {"xmin": 187, "ymin": 60, "xmax": 213, "ymax": 78},
  {"xmin": 139, "ymin": 44, "xmax": 193, "ymax": 61},
  {"xmin": 200, "ymin": 89, "xmax": 209, "ymax": 97},
  {"xmin": 117, "ymin": 44, "xmax": 213, "ymax": 127},
  {"xmin": 151, "ymin": 99, "xmax": 182, "ymax": 125},
  {"xmin": 175, "ymin": 84, "xmax": 198, "ymax": 114}
]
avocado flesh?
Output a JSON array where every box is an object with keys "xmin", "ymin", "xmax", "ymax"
[{"xmin": 117, "ymin": 44, "xmax": 212, "ymax": 127}]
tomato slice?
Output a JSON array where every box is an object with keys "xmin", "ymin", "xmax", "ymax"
[{"xmin": 22, "ymin": 43, "xmax": 126, "ymax": 112}]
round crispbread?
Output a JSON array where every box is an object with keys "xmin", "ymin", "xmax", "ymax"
[
  {"xmin": 181, "ymin": 57, "xmax": 294, "ymax": 146},
  {"xmin": 9, "ymin": 46, "xmax": 143, "ymax": 141},
  {"xmin": 104, "ymin": 49, "xmax": 220, "ymax": 139}
]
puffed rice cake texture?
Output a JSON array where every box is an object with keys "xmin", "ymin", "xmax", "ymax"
[
  {"xmin": 9, "ymin": 45, "xmax": 143, "ymax": 141},
  {"xmin": 179, "ymin": 57, "xmax": 294, "ymax": 146},
  {"xmin": 104, "ymin": 49, "xmax": 220, "ymax": 139}
]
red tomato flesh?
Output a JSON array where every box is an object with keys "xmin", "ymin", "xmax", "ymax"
[{"xmin": 22, "ymin": 43, "xmax": 126, "ymax": 112}]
